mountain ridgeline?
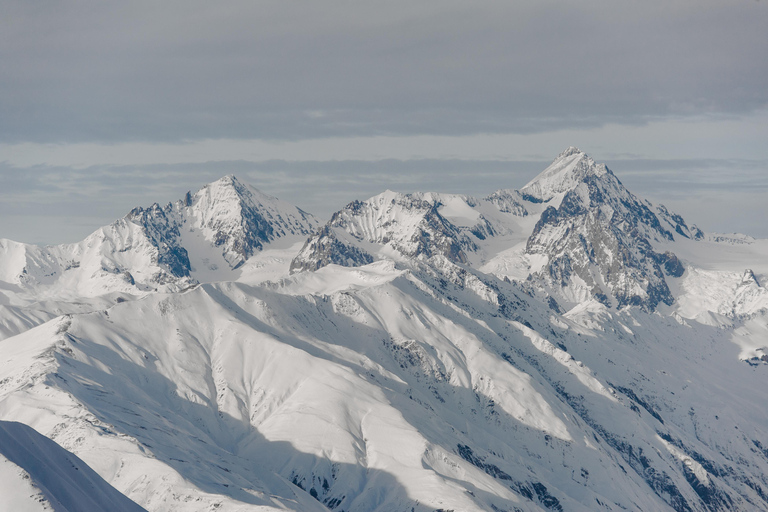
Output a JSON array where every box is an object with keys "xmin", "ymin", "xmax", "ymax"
[
  {"xmin": 2, "ymin": 148, "xmax": 768, "ymax": 512},
  {"xmin": 0, "ymin": 175, "xmax": 319, "ymax": 298},
  {"xmin": 291, "ymin": 147, "xmax": 701, "ymax": 312}
]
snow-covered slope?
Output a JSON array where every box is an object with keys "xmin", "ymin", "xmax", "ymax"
[
  {"xmin": 0, "ymin": 420, "xmax": 147, "ymax": 512},
  {"xmin": 519, "ymin": 146, "xmax": 606, "ymax": 202},
  {"xmin": 290, "ymin": 188, "xmax": 532, "ymax": 273},
  {"xmin": 2, "ymin": 154, "xmax": 768, "ymax": 512},
  {"xmin": 0, "ymin": 175, "xmax": 318, "ymax": 301},
  {"xmin": 0, "ymin": 175, "xmax": 319, "ymax": 342},
  {"xmin": 3, "ymin": 257, "xmax": 768, "ymax": 511},
  {"xmin": 520, "ymin": 149, "xmax": 693, "ymax": 311},
  {"xmin": 291, "ymin": 148, "xmax": 764, "ymax": 319}
]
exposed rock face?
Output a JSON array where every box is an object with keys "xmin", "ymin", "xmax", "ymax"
[
  {"xmin": 130, "ymin": 175, "xmax": 319, "ymax": 273},
  {"xmin": 523, "ymin": 149, "xmax": 685, "ymax": 311},
  {"xmin": 290, "ymin": 150, "xmax": 696, "ymax": 313},
  {"xmin": 483, "ymin": 189, "xmax": 528, "ymax": 216},
  {"xmin": 290, "ymin": 191, "xmax": 479, "ymax": 273},
  {"xmin": 655, "ymin": 204, "xmax": 705, "ymax": 241},
  {"xmin": 6, "ymin": 154, "xmax": 768, "ymax": 512},
  {"xmin": 0, "ymin": 175, "xmax": 319, "ymax": 296},
  {"xmin": 127, "ymin": 203, "xmax": 192, "ymax": 278},
  {"xmin": 289, "ymin": 225, "xmax": 375, "ymax": 273},
  {"xmin": 188, "ymin": 175, "xmax": 318, "ymax": 268}
]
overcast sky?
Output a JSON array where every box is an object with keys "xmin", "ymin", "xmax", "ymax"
[{"xmin": 1, "ymin": 0, "xmax": 767, "ymax": 244}]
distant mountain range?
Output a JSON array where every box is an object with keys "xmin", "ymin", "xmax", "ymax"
[{"xmin": 1, "ymin": 148, "xmax": 767, "ymax": 511}]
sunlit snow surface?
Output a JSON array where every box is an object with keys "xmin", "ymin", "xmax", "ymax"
[{"xmin": 1, "ymin": 153, "xmax": 768, "ymax": 511}]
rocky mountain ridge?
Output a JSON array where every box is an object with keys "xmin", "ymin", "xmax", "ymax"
[
  {"xmin": 290, "ymin": 148, "xmax": 704, "ymax": 312},
  {"xmin": 522, "ymin": 149, "xmax": 688, "ymax": 311},
  {"xmin": 2, "ymin": 150, "xmax": 768, "ymax": 511},
  {"xmin": 0, "ymin": 175, "xmax": 318, "ymax": 301}
]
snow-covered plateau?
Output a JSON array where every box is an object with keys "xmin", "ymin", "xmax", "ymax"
[{"xmin": 1, "ymin": 149, "xmax": 768, "ymax": 511}]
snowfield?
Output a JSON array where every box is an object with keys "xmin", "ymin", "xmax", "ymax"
[{"xmin": 1, "ymin": 148, "xmax": 767, "ymax": 511}]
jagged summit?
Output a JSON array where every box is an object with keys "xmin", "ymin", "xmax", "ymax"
[
  {"xmin": 126, "ymin": 174, "xmax": 320, "ymax": 272},
  {"xmin": 556, "ymin": 145, "xmax": 583, "ymax": 158},
  {"xmin": 4, "ymin": 151, "xmax": 768, "ymax": 512},
  {"xmin": 0, "ymin": 175, "xmax": 319, "ymax": 298},
  {"xmin": 182, "ymin": 174, "xmax": 318, "ymax": 268},
  {"xmin": 290, "ymin": 190, "xmax": 480, "ymax": 273},
  {"xmin": 520, "ymin": 149, "xmax": 691, "ymax": 311},
  {"xmin": 520, "ymin": 146, "xmax": 610, "ymax": 203},
  {"xmin": 290, "ymin": 148, "xmax": 705, "ymax": 312},
  {"xmin": 194, "ymin": 174, "xmax": 279, "ymax": 210}
]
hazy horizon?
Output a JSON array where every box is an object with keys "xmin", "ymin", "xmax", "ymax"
[{"xmin": 2, "ymin": 1, "xmax": 766, "ymax": 244}]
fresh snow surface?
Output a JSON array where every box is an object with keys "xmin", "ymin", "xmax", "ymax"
[
  {"xmin": 0, "ymin": 420, "xmax": 147, "ymax": 512},
  {"xmin": 0, "ymin": 453, "xmax": 51, "ymax": 512},
  {"xmin": 520, "ymin": 146, "xmax": 608, "ymax": 202},
  {"xmin": 0, "ymin": 175, "xmax": 318, "ymax": 302},
  {"xmin": 1, "ymin": 160, "xmax": 768, "ymax": 512},
  {"xmin": 3, "ymin": 258, "xmax": 768, "ymax": 511}
]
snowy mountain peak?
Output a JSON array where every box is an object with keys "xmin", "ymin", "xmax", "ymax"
[
  {"xmin": 5, "ymin": 151, "xmax": 768, "ymax": 512},
  {"xmin": 290, "ymin": 191, "xmax": 479, "ymax": 273},
  {"xmin": 521, "ymin": 149, "xmax": 690, "ymax": 311},
  {"xmin": 190, "ymin": 174, "xmax": 263, "ymax": 214},
  {"xmin": 290, "ymin": 148, "xmax": 693, "ymax": 314},
  {"xmin": 130, "ymin": 174, "xmax": 320, "ymax": 271},
  {"xmin": 214, "ymin": 173, "xmax": 238, "ymax": 184},
  {"xmin": 194, "ymin": 174, "xmax": 266, "ymax": 208},
  {"xmin": 521, "ymin": 146, "xmax": 609, "ymax": 202},
  {"xmin": 556, "ymin": 145, "xmax": 584, "ymax": 159},
  {"xmin": 742, "ymin": 269, "xmax": 760, "ymax": 286},
  {"xmin": 0, "ymin": 176, "xmax": 319, "ymax": 299}
]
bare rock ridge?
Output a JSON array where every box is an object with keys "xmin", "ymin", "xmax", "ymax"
[
  {"xmin": 128, "ymin": 174, "xmax": 319, "ymax": 274},
  {"xmin": 289, "ymin": 191, "xmax": 489, "ymax": 273},
  {"xmin": 0, "ymin": 151, "xmax": 698, "ymax": 312},
  {"xmin": 289, "ymin": 188, "xmax": 531, "ymax": 274},
  {"xmin": 522, "ymin": 148, "xmax": 696, "ymax": 311}
]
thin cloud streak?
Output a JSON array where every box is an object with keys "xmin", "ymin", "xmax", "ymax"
[
  {"xmin": 2, "ymin": 110, "xmax": 768, "ymax": 169},
  {"xmin": 2, "ymin": 156, "xmax": 767, "ymax": 245}
]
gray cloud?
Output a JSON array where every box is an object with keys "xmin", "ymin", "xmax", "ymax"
[{"xmin": 1, "ymin": 1, "xmax": 766, "ymax": 143}]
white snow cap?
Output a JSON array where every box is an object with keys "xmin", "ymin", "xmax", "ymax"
[{"xmin": 521, "ymin": 146, "xmax": 609, "ymax": 202}]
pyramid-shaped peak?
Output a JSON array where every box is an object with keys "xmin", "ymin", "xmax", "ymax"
[
  {"xmin": 555, "ymin": 146, "xmax": 585, "ymax": 160},
  {"xmin": 218, "ymin": 173, "xmax": 238, "ymax": 183},
  {"xmin": 194, "ymin": 174, "xmax": 243, "ymax": 199},
  {"xmin": 520, "ymin": 147, "xmax": 608, "ymax": 202},
  {"xmin": 204, "ymin": 174, "xmax": 246, "ymax": 193},
  {"xmin": 193, "ymin": 174, "xmax": 278, "ymax": 206},
  {"xmin": 185, "ymin": 175, "xmax": 318, "ymax": 268}
]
